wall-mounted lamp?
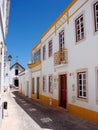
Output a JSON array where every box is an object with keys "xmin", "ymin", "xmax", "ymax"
[{"xmin": 8, "ymin": 55, "xmax": 12, "ymax": 61}]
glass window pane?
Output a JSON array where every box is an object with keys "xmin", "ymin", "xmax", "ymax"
[
  {"xmin": 79, "ymin": 80, "xmax": 82, "ymax": 84},
  {"xmin": 79, "ymin": 74, "xmax": 82, "ymax": 79},
  {"xmin": 80, "ymin": 91, "xmax": 82, "ymax": 96},
  {"xmin": 83, "ymin": 92, "xmax": 86, "ymax": 97},
  {"xmin": 79, "ymin": 85, "xmax": 82, "ymax": 90},
  {"xmin": 96, "ymin": 4, "xmax": 98, "ymax": 10}
]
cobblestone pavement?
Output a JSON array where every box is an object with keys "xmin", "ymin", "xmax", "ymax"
[
  {"xmin": 12, "ymin": 90, "xmax": 98, "ymax": 130},
  {"xmin": 0, "ymin": 90, "xmax": 47, "ymax": 130}
]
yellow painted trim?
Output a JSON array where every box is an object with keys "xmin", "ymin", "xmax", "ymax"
[
  {"xmin": 69, "ymin": 0, "xmax": 89, "ymax": 19},
  {"xmin": 32, "ymin": 42, "xmax": 41, "ymax": 53},
  {"xmin": 41, "ymin": 0, "xmax": 89, "ymax": 44},
  {"xmin": 28, "ymin": 61, "xmax": 41, "ymax": 69},
  {"xmin": 68, "ymin": 104, "xmax": 98, "ymax": 123},
  {"xmin": 40, "ymin": 95, "xmax": 58, "ymax": 108},
  {"xmin": 41, "ymin": 0, "xmax": 77, "ymax": 39},
  {"xmin": 42, "ymin": 31, "xmax": 55, "ymax": 44},
  {"xmin": 32, "ymin": 93, "xmax": 37, "ymax": 99}
]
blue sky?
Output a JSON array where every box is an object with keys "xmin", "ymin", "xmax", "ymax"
[{"xmin": 6, "ymin": 0, "xmax": 72, "ymax": 68}]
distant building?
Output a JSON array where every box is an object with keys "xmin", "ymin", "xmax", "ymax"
[
  {"xmin": 19, "ymin": 68, "xmax": 31, "ymax": 97},
  {"xmin": 10, "ymin": 62, "xmax": 25, "ymax": 88}
]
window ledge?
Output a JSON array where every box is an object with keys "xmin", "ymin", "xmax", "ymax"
[
  {"xmin": 75, "ymin": 37, "xmax": 86, "ymax": 45},
  {"xmin": 77, "ymin": 97, "xmax": 88, "ymax": 102}
]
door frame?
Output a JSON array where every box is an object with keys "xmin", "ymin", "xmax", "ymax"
[
  {"xmin": 36, "ymin": 77, "xmax": 40, "ymax": 99},
  {"xmin": 13, "ymin": 78, "xmax": 19, "ymax": 87},
  {"xmin": 59, "ymin": 73, "xmax": 68, "ymax": 109},
  {"xmin": 27, "ymin": 81, "xmax": 29, "ymax": 97}
]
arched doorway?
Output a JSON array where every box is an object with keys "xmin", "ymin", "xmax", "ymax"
[{"xmin": 14, "ymin": 79, "xmax": 19, "ymax": 87}]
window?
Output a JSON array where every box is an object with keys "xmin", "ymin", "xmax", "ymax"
[
  {"xmin": 77, "ymin": 71, "xmax": 87, "ymax": 99},
  {"xmin": 31, "ymin": 54, "xmax": 34, "ymax": 63},
  {"xmin": 59, "ymin": 30, "xmax": 65, "ymax": 49},
  {"xmin": 15, "ymin": 69, "xmax": 18, "ymax": 75},
  {"xmin": 49, "ymin": 75, "xmax": 53, "ymax": 93},
  {"xmin": 43, "ymin": 45, "xmax": 46, "ymax": 60},
  {"xmin": 43, "ymin": 76, "xmax": 46, "ymax": 92},
  {"xmin": 75, "ymin": 14, "xmax": 84, "ymax": 42},
  {"xmin": 94, "ymin": 2, "xmax": 98, "ymax": 31},
  {"xmin": 34, "ymin": 49, "xmax": 40, "ymax": 63},
  {"xmin": 32, "ymin": 78, "xmax": 35, "ymax": 94},
  {"xmin": 48, "ymin": 40, "xmax": 52, "ymax": 57}
]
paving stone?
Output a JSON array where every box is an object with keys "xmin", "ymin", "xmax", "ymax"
[
  {"xmin": 40, "ymin": 117, "xmax": 52, "ymax": 123},
  {"xmin": 29, "ymin": 108, "xmax": 37, "ymax": 111},
  {"xmin": 9, "ymin": 90, "xmax": 98, "ymax": 130},
  {"xmin": 0, "ymin": 90, "xmax": 43, "ymax": 130}
]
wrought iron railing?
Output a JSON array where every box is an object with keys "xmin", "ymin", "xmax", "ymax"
[{"xmin": 54, "ymin": 48, "xmax": 68, "ymax": 66}]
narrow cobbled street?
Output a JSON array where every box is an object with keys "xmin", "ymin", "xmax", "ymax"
[
  {"xmin": 0, "ymin": 89, "xmax": 44, "ymax": 130},
  {"xmin": 1, "ymin": 89, "xmax": 98, "ymax": 130}
]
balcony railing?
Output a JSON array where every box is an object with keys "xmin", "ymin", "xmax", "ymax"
[{"xmin": 54, "ymin": 48, "xmax": 68, "ymax": 66}]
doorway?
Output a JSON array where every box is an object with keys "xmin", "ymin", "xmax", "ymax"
[
  {"xmin": 37, "ymin": 77, "xmax": 40, "ymax": 99},
  {"xmin": 27, "ymin": 81, "xmax": 29, "ymax": 97},
  {"xmin": 59, "ymin": 74, "xmax": 67, "ymax": 109},
  {"xmin": 14, "ymin": 79, "xmax": 19, "ymax": 87}
]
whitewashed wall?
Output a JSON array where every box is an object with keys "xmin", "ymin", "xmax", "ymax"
[{"xmin": 41, "ymin": 0, "xmax": 98, "ymax": 112}]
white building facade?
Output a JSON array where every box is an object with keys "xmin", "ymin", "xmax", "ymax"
[
  {"xmin": 28, "ymin": 42, "xmax": 41, "ymax": 99},
  {"xmin": 20, "ymin": 0, "xmax": 98, "ymax": 123},
  {"xmin": 10, "ymin": 62, "xmax": 25, "ymax": 88},
  {"xmin": 19, "ymin": 68, "xmax": 32, "ymax": 97},
  {"xmin": 0, "ymin": 0, "xmax": 10, "ymax": 93},
  {"xmin": 0, "ymin": 0, "xmax": 10, "ymax": 123},
  {"xmin": 4, "ymin": 60, "xmax": 10, "ymax": 90}
]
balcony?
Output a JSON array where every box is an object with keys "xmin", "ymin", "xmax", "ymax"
[{"xmin": 54, "ymin": 48, "xmax": 68, "ymax": 66}]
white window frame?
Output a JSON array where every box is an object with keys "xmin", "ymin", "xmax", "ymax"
[
  {"xmin": 94, "ymin": 1, "xmax": 98, "ymax": 32},
  {"xmin": 49, "ymin": 75, "xmax": 53, "ymax": 93},
  {"xmin": 48, "ymin": 40, "xmax": 52, "ymax": 57},
  {"xmin": 43, "ymin": 45, "xmax": 46, "ymax": 60},
  {"xmin": 43, "ymin": 76, "xmax": 46, "ymax": 92},
  {"xmin": 75, "ymin": 14, "xmax": 85, "ymax": 42},
  {"xmin": 77, "ymin": 71, "xmax": 87, "ymax": 99},
  {"xmin": 59, "ymin": 30, "xmax": 65, "ymax": 49}
]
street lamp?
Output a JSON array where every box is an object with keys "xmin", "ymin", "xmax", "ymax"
[{"xmin": 8, "ymin": 55, "xmax": 12, "ymax": 61}]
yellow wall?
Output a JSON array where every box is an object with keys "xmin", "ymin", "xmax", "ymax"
[
  {"xmin": 32, "ymin": 93, "xmax": 37, "ymax": 99},
  {"xmin": 31, "ymin": 94, "xmax": 98, "ymax": 123},
  {"xmin": 35, "ymin": 95, "xmax": 58, "ymax": 108},
  {"xmin": 68, "ymin": 104, "xmax": 98, "ymax": 123},
  {"xmin": 31, "ymin": 92, "xmax": 58, "ymax": 108},
  {"xmin": 28, "ymin": 61, "xmax": 41, "ymax": 69}
]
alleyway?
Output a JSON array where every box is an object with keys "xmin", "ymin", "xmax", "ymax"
[
  {"xmin": 0, "ymin": 89, "xmax": 45, "ymax": 130},
  {"xmin": 1, "ymin": 89, "xmax": 98, "ymax": 130}
]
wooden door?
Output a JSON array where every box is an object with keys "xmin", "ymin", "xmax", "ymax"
[{"xmin": 59, "ymin": 74, "xmax": 67, "ymax": 109}]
